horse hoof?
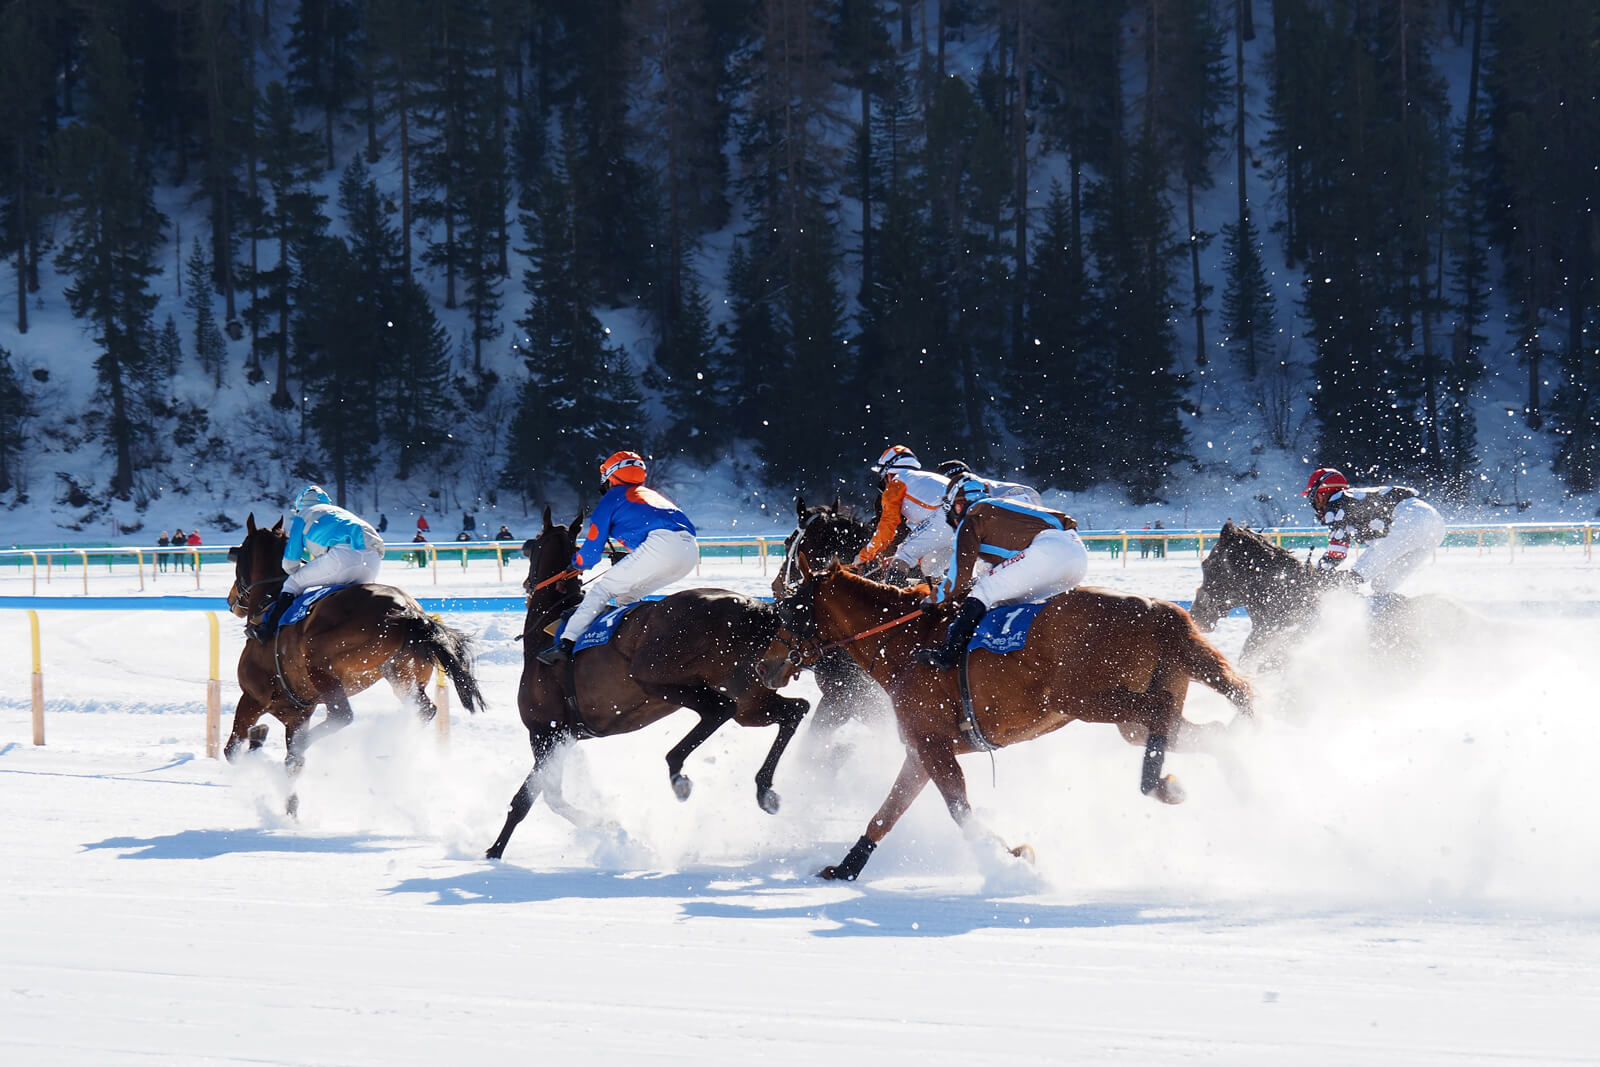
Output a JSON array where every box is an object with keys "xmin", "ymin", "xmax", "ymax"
[
  {"xmin": 1151, "ymin": 775, "xmax": 1186, "ymax": 805},
  {"xmin": 485, "ymin": 845, "xmax": 505, "ymax": 861},
  {"xmin": 285, "ymin": 794, "xmax": 300, "ymax": 819},
  {"xmin": 817, "ymin": 865, "xmax": 843, "ymax": 881},
  {"xmin": 247, "ymin": 724, "xmax": 269, "ymax": 751},
  {"xmin": 1010, "ymin": 843, "xmax": 1036, "ymax": 864},
  {"xmin": 671, "ymin": 774, "xmax": 693, "ymax": 801},
  {"xmin": 757, "ymin": 787, "xmax": 781, "ymax": 815}
]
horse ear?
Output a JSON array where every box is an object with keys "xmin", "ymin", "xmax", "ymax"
[
  {"xmin": 246, "ymin": 513, "xmax": 257, "ymax": 534},
  {"xmin": 541, "ymin": 505, "xmax": 553, "ymax": 531},
  {"xmin": 795, "ymin": 496, "xmax": 806, "ymax": 521},
  {"xmin": 571, "ymin": 506, "xmax": 586, "ymax": 534},
  {"xmin": 832, "ymin": 494, "xmax": 842, "ymax": 513},
  {"xmin": 271, "ymin": 517, "xmax": 284, "ymax": 533}
]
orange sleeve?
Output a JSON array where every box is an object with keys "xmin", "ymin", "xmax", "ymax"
[{"xmin": 857, "ymin": 480, "xmax": 907, "ymax": 563}]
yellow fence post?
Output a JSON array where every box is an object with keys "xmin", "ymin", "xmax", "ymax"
[
  {"xmin": 28, "ymin": 609, "xmax": 44, "ymax": 746},
  {"xmin": 205, "ymin": 612, "xmax": 222, "ymax": 759},
  {"xmin": 134, "ymin": 549, "xmax": 145, "ymax": 591},
  {"xmin": 430, "ymin": 614, "xmax": 451, "ymax": 742}
]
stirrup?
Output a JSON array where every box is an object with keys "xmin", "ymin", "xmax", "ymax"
[
  {"xmin": 913, "ymin": 646, "xmax": 958, "ymax": 670},
  {"xmin": 536, "ymin": 640, "xmax": 571, "ymax": 666}
]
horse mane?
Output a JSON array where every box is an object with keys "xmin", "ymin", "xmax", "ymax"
[{"xmin": 1222, "ymin": 521, "xmax": 1297, "ymax": 570}]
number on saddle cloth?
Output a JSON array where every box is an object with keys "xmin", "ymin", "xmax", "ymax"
[
  {"xmin": 965, "ymin": 601, "xmax": 1050, "ymax": 656},
  {"xmin": 280, "ymin": 585, "xmax": 347, "ymax": 628},
  {"xmin": 570, "ymin": 602, "xmax": 648, "ymax": 655}
]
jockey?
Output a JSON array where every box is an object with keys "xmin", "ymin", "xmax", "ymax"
[
  {"xmin": 935, "ymin": 459, "xmax": 1044, "ymax": 506},
  {"xmin": 913, "ymin": 475, "xmax": 1089, "ymax": 669},
  {"xmin": 253, "ymin": 485, "xmax": 384, "ymax": 639},
  {"xmin": 854, "ymin": 445, "xmax": 952, "ymax": 582},
  {"xmin": 536, "ymin": 451, "xmax": 698, "ymax": 666},
  {"xmin": 1302, "ymin": 467, "xmax": 1446, "ymax": 599}
]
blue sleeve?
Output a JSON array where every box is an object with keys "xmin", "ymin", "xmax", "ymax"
[
  {"xmin": 283, "ymin": 515, "xmax": 307, "ymax": 563},
  {"xmin": 573, "ymin": 491, "xmax": 620, "ymax": 571}
]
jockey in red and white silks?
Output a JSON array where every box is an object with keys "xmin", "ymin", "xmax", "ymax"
[{"xmin": 1304, "ymin": 468, "xmax": 1446, "ymax": 596}]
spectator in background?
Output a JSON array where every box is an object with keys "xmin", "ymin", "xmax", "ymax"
[
  {"xmin": 172, "ymin": 529, "xmax": 186, "ymax": 569},
  {"xmin": 462, "ymin": 511, "xmax": 476, "ymax": 534},
  {"xmin": 156, "ymin": 531, "xmax": 171, "ymax": 572},
  {"xmin": 377, "ymin": 513, "xmax": 388, "ymax": 533},
  {"xmin": 1139, "ymin": 523, "xmax": 1153, "ymax": 559},
  {"xmin": 411, "ymin": 530, "xmax": 429, "ymax": 567},
  {"xmin": 186, "ymin": 528, "xmax": 203, "ymax": 570},
  {"xmin": 417, "ymin": 513, "xmax": 430, "ymax": 536},
  {"xmin": 495, "ymin": 524, "xmax": 514, "ymax": 541},
  {"xmin": 1152, "ymin": 520, "xmax": 1166, "ymax": 558},
  {"xmin": 455, "ymin": 530, "xmax": 472, "ymax": 542}
]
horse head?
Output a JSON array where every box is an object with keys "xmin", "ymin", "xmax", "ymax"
[
  {"xmin": 520, "ymin": 505, "xmax": 585, "ymax": 624},
  {"xmin": 1192, "ymin": 520, "xmax": 1330, "ymax": 636},
  {"xmin": 772, "ymin": 496, "xmax": 873, "ymax": 598},
  {"xmin": 226, "ymin": 513, "xmax": 287, "ymax": 619}
]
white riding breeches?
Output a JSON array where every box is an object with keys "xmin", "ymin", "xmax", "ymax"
[
  {"xmin": 283, "ymin": 541, "xmax": 385, "ymax": 596},
  {"xmin": 1352, "ymin": 497, "xmax": 1445, "ymax": 595},
  {"xmin": 968, "ymin": 528, "xmax": 1089, "ymax": 609},
  {"xmin": 560, "ymin": 528, "xmax": 699, "ymax": 640}
]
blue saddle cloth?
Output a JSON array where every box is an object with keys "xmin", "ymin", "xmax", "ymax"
[
  {"xmin": 967, "ymin": 601, "xmax": 1050, "ymax": 655},
  {"xmin": 281, "ymin": 585, "xmax": 345, "ymax": 628},
  {"xmin": 571, "ymin": 602, "xmax": 647, "ymax": 653}
]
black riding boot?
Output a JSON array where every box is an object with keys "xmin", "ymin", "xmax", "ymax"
[
  {"xmin": 912, "ymin": 597, "xmax": 987, "ymax": 670},
  {"xmin": 536, "ymin": 637, "xmax": 575, "ymax": 666},
  {"xmin": 251, "ymin": 590, "xmax": 295, "ymax": 641}
]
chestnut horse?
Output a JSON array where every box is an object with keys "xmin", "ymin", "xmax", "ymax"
[
  {"xmin": 777, "ymin": 565, "xmax": 1253, "ymax": 881},
  {"xmin": 484, "ymin": 507, "xmax": 810, "ymax": 860},
  {"xmin": 226, "ymin": 515, "xmax": 486, "ymax": 815}
]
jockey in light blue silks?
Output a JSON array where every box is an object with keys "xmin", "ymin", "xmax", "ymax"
[{"xmin": 253, "ymin": 485, "xmax": 385, "ymax": 639}]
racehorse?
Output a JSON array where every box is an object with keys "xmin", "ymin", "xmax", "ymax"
[
  {"xmin": 1190, "ymin": 520, "xmax": 1479, "ymax": 670},
  {"xmin": 772, "ymin": 497, "xmax": 889, "ymax": 738},
  {"xmin": 484, "ymin": 507, "xmax": 810, "ymax": 860},
  {"xmin": 225, "ymin": 515, "xmax": 486, "ymax": 815},
  {"xmin": 775, "ymin": 565, "xmax": 1254, "ymax": 881}
]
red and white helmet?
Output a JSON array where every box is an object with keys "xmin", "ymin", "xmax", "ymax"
[
  {"xmin": 601, "ymin": 450, "xmax": 648, "ymax": 486},
  {"xmin": 871, "ymin": 445, "xmax": 920, "ymax": 474},
  {"xmin": 1302, "ymin": 467, "xmax": 1349, "ymax": 499}
]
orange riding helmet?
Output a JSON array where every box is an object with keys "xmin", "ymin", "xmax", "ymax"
[{"xmin": 601, "ymin": 450, "xmax": 648, "ymax": 487}]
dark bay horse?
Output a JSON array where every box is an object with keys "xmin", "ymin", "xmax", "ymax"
[
  {"xmin": 777, "ymin": 565, "xmax": 1254, "ymax": 881},
  {"xmin": 772, "ymin": 497, "xmax": 889, "ymax": 737},
  {"xmin": 1188, "ymin": 521, "xmax": 1472, "ymax": 668},
  {"xmin": 484, "ymin": 507, "xmax": 810, "ymax": 860},
  {"xmin": 226, "ymin": 515, "xmax": 486, "ymax": 815}
]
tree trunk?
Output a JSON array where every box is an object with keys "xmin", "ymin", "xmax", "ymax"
[
  {"xmin": 1188, "ymin": 180, "xmax": 1206, "ymax": 366},
  {"xmin": 1011, "ymin": 0, "xmax": 1028, "ymax": 367}
]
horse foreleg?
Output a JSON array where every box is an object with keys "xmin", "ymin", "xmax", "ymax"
[
  {"xmin": 224, "ymin": 692, "xmax": 268, "ymax": 762},
  {"xmin": 750, "ymin": 695, "xmax": 808, "ymax": 815},
  {"xmin": 659, "ymin": 686, "xmax": 736, "ymax": 802},
  {"xmin": 486, "ymin": 728, "xmax": 569, "ymax": 859},
  {"xmin": 819, "ymin": 749, "xmax": 931, "ymax": 881}
]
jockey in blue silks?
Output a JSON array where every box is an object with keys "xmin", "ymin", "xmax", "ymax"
[
  {"xmin": 536, "ymin": 451, "xmax": 698, "ymax": 666},
  {"xmin": 252, "ymin": 485, "xmax": 385, "ymax": 639}
]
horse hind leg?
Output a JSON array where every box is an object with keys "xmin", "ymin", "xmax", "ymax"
[
  {"xmin": 383, "ymin": 656, "xmax": 436, "ymax": 724},
  {"xmin": 656, "ymin": 685, "xmax": 737, "ymax": 802},
  {"xmin": 748, "ymin": 693, "xmax": 809, "ymax": 815}
]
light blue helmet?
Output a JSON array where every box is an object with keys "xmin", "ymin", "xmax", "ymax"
[
  {"xmin": 292, "ymin": 484, "xmax": 331, "ymax": 513},
  {"xmin": 943, "ymin": 474, "xmax": 989, "ymax": 511}
]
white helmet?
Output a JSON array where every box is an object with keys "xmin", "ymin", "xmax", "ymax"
[
  {"xmin": 871, "ymin": 445, "xmax": 920, "ymax": 474},
  {"xmin": 293, "ymin": 484, "xmax": 331, "ymax": 513}
]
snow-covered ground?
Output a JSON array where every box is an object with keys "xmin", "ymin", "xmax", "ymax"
[{"xmin": 3, "ymin": 548, "xmax": 1599, "ymax": 1064}]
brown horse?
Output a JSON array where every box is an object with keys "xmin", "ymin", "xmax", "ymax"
[
  {"xmin": 772, "ymin": 497, "xmax": 891, "ymax": 739},
  {"xmin": 1190, "ymin": 520, "xmax": 1481, "ymax": 670},
  {"xmin": 776, "ymin": 565, "xmax": 1253, "ymax": 881},
  {"xmin": 484, "ymin": 507, "xmax": 810, "ymax": 860},
  {"xmin": 226, "ymin": 515, "xmax": 486, "ymax": 814}
]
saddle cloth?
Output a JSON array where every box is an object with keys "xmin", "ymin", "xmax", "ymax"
[
  {"xmin": 571, "ymin": 602, "xmax": 647, "ymax": 654},
  {"xmin": 967, "ymin": 601, "xmax": 1049, "ymax": 655},
  {"xmin": 281, "ymin": 584, "xmax": 345, "ymax": 628}
]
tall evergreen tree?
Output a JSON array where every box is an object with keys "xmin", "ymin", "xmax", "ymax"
[
  {"xmin": 0, "ymin": 344, "xmax": 33, "ymax": 494},
  {"xmin": 0, "ymin": 0, "xmax": 63, "ymax": 335},
  {"xmin": 54, "ymin": 24, "xmax": 168, "ymax": 499},
  {"xmin": 184, "ymin": 237, "xmax": 228, "ymax": 388},
  {"xmin": 1219, "ymin": 208, "xmax": 1274, "ymax": 379},
  {"xmin": 239, "ymin": 81, "xmax": 329, "ymax": 410},
  {"xmin": 504, "ymin": 112, "xmax": 643, "ymax": 497},
  {"xmin": 287, "ymin": 0, "xmax": 363, "ymax": 170}
]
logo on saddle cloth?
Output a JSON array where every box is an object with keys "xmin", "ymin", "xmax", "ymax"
[
  {"xmin": 571, "ymin": 602, "xmax": 647, "ymax": 654},
  {"xmin": 967, "ymin": 602, "xmax": 1049, "ymax": 655},
  {"xmin": 282, "ymin": 585, "xmax": 345, "ymax": 628}
]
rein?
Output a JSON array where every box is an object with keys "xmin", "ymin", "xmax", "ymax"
[
  {"xmin": 531, "ymin": 567, "xmax": 579, "ymax": 591},
  {"xmin": 786, "ymin": 607, "xmax": 926, "ymax": 667}
]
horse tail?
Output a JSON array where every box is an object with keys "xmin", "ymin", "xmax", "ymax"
[
  {"xmin": 404, "ymin": 612, "xmax": 487, "ymax": 715},
  {"xmin": 1163, "ymin": 603, "xmax": 1254, "ymax": 715}
]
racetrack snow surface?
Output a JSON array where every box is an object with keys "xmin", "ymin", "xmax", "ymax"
[{"xmin": 2, "ymin": 546, "xmax": 1598, "ymax": 1065}]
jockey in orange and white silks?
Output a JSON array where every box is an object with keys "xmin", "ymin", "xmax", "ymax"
[
  {"xmin": 855, "ymin": 447, "xmax": 1043, "ymax": 581},
  {"xmin": 537, "ymin": 450, "xmax": 698, "ymax": 665},
  {"xmin": 1302, "ymin": 467, "xmax": 1445, "ymax": 596},
  {"xmin": 914, "ymin": 476, "xmax": 1089, "ymax": 670},
  {"xmin": 282, "ymin": 485, "xmax": 385, "ymax": 596}
]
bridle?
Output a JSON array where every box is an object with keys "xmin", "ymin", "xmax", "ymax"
[{"xmin": 771, "ymin": 572, "xmax": 927, "ymax": 670}]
